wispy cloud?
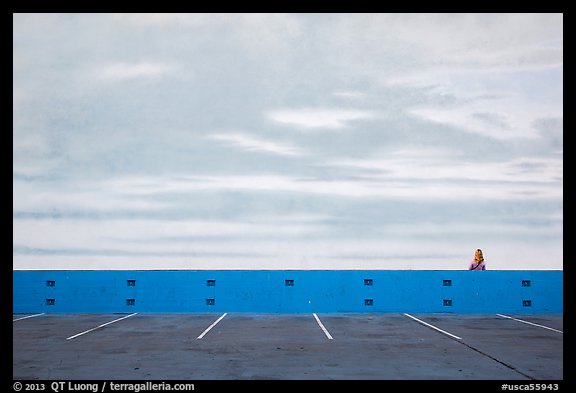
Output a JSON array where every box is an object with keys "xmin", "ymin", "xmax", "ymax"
[
  {"xmin": 470, "ymin": 112, "xmax": 512, "ymax": 130},
  {"xmin": 207, "ymin": 133, "xmax": 305, "ymax": 156},
  {"xmin": 329, "ymin": 152, "xmax": 563, "ymax": 184},
  {"xmin": 332, "ymin": 91, "xmax": 366, "ymax": 100},
  {"xmin": 96, "ymin": 62, "xmax": 175, "ymax": 81},
  {"xmin": 409, "ymin": 107, "xmax": 539, "ymax": 140},
  {"xmin": 12, "ymin": 221, "xmax": 563, "ymax": 270},
  {"xmin": 12, "ymin": 218, "xmax": 327, "ymax": 250},
  {"xmin": 267, "ymin": 108, "xmax": 374, "ymax": 129},
  {"xmin": 95, "ymin": 172, "xmax": 562, "ymax": 201}
]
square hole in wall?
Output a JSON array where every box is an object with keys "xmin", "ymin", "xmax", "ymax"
[
  {"xmin": 443, "ymin": 279, "xmax": 452, "ymax": 287},
  {"xmin": 126, "ymin": 298, "xmax": 135, "ymax": 306},
  {"xmin": 364, "ymin": 279, "xmax": 373, "ymax": 286},
  {"xmin": 207, "ymin": 279, "xmax": 216, "ymax": 287},
  {"xmin": 522, "ymin": 280, "xmax": 531, "ymax": 287},
  {"xmin": 127, "ymin": 280, "xmax": 136, "ymax": 287},
  {"xmin": 443, "ymin": 299, "xmax": 453, "ymax": 306},
  {"xmin": 206, "ymin": 298, "xmax": 215, "ymax": 306},
  {"xmin": 285, "ymin": 279, "xmax": 294, "ymax": 287},
  {"xmin": 364, "ymin": 298, "xmax": 374, "ymax": 306},
  {"xmin": 46, "ymin": 280, "xmax": 56, "ymax": 287},
  {"xmin": 45, "ymin": 298, "xmax": 55, "ymax": 306},
  {"xmin": 522, "ymin": 300, "xmax": 532, "ymax": 307}
]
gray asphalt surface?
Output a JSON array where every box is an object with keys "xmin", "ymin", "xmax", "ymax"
[{"xmin": 13, "ymin": 313, "xmax": 563, "ymax": 380}]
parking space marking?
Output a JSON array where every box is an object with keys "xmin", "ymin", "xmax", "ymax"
[
  {"xmin": 66, "ymin": 313, "xmax": 138, "ymax": 340},
  {"xmin": 13, "ymin": 313, "xmax": 45, "ymax": 322},
  {"xmin": 403, "ymin": 313, "xmax": 462, "ymax": 340},
  {"xmin": 196, "ymin": 313, "xmax": 228, "ymax": 339},
  {"xmin": 497, "ymin": 314, "xmax": 563, "ymax": 333},
  {"xmin": 312, "ymin": 313, "xmax": 333, "ymax": 340}
]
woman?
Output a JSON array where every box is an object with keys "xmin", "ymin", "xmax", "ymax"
[{"xmin": 469, "ymin": 248, "xmax": 486, "ymax": 270}]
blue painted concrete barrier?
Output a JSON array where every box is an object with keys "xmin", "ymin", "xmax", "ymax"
[{"xmin": 13, "ymin": 270, "xmax": 562, "ymax": 314}]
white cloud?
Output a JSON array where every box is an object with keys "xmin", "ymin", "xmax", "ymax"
[
  {"xmin": 208, "ymin": 133, "xmax": 305, "ymax": 156},
  {"xmin": 12, "ymin": 226, "xmax": 563, "ymax": 271},
  {"xmin": 100, "ymin": 172, "xmax": 561, "ymax": 201},
  {"xmin": 332, "ymin": 91, "xmax": 366, "ymax": 99},
  {"xmin": 10, "ymin": 174, "xmax": 437, "ymax": 220},
  {"xmin": 267, "ymin": 108, "xmax": 374, "ymax": 129},
  {"xmin": 330, "ymin": 152, "xmax": 563, "ymax": 184},
  {"xmin": 96, "ymin": 62, "xmax": 176, "ymax": 81},
  {"xmin": 12, "ymin": 218, "xmax": 326, "ymax": 251},
  {"xmin": 393, "ymin": 66, "xmax": 562, "ymax": 141},
  {"xmin": 409, "ymin": 107, "xmax": 539, "ymax": 140}
]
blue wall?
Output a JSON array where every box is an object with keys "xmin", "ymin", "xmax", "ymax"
[{"xmin": 12, "ymin": 270, "xmax": 563, "ymax": 314}]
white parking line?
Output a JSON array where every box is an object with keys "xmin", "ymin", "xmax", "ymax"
[
  {"xmin": 197, "ymin": 313, "xmax": 228, "ymax": 339},
  {"xmin": 66, "ymin": 313, "xmax": 138, "ymax": 340},
  {"xmin": 13, "ymin": 313, "xmax": 45, "ymax": 322},
  {"xmin": 313, "ymin": 313, "xmax": 333, "ymax": 340},
  {"xmin": 403, "ymin": 313, "xmax": 462, "ymax": 340},
  {"xmin": 497, "ymin": 314, "xmax": 563, "ymax": 333}
]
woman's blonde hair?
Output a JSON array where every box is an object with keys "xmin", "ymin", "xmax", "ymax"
[{"xmin": 474, "ymin": 248, "xmax": 484, "ymax": 263}]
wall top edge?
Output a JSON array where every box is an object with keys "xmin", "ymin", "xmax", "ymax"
[{"xmin": 13, "ymin": 269, "xmax": 563, "ymax": 272}]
